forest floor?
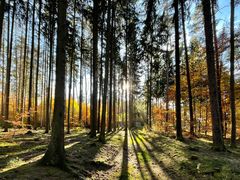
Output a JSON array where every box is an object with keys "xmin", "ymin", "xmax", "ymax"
[{"xmin": 0, "ymin": 128, "xmax": 240, "ymax": 179}]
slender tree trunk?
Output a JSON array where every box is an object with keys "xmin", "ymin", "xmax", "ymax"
[
  {"xmin": 27, "ymin": 0, "xmax": 36, "ymax": 129},
  {"xmin": 67, "ymin": 0, "xmax": 77, "ymax": 134},
  {"xmin": 165, "ymin": 44, "xmax": 169, "ymax": 132},
  {"xmin": 41, "ymin": 0, "xmax": 67, "ymax": 167},
  {"xmin": 97, "ymin": 9, "xmax": 105, "ymax": 133},
  {"xmin": 90, "ymin": 0, "xmax": 99, "ymax": 137},
  {"xmin": 230, "ymin": 0, "xmax": 236, "ymax": 147},
  {"xmin": 34, "ymin": 0, "xmax": 42, "ymax": 130},
  {"xmin": 17, "ymin": 34, "xmax": 23, "ymax": 114},
  {"xmin": 99, "ymin": 0, "xmax": 111, "ymax": 142},
  {"xmin": 108, "ymin": 8, "xmax": 113, "ymax": 132},
  {"xmin": 78, "ymin": 6, "xmax": 84, "ymax": 127},
  {"xmin": 21, "ymin": 0, "xmax": 29, "ymax": 126},
  {"xmin": 45, "ymin": 2, "xmax": 55, "ymax": 133},
  {"xmin": 211, "ymin": 0, "xmax": 223, "ymax": 134},
  {"xmin": 67, "ymin": 58, "xmax": 73, "ymax": 134},
  {"xmin": 72, "ymin": 79, "xmax": 75, "ymax": 122},
  {"xmin": 0, "ymin": 0, "xmax": 5, "ymax": 52},
  {"xmin": 4, "ymin": 0, "xmax": 15, "ymax": 131},
  {"xmin": 180, "ymin": 0, "xmax": 194, "ymax": 137},
  {"xmin": 112, "ymin": 11, "xmax": 117, "ymax": 131},
  {"xmin": 1, "ymin": 32, "xmax": 5, "ymax": 116},
  {"xmin": 15, "ymin": 46, "xmax": 18, "ymax": 113},
  {"xmin": 149, "ymin": 56, "xmax": 152, "ymax": 128},
  {"xmin": 174, "ymin": 0, "xmax": 183, "ymax": 140},
  {"xmin": 85, "ymin": 69, "xmax": 88, "ymax": 126},
  {"xmin": 202, "ymin": 0, "xmax": 225, "ymax": 151},
  {"xmin": 125, "ymin": 3, "xmax": 128, "ymax": 131}
]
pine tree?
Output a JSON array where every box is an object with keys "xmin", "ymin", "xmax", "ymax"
[{"xmin": 41, "ymin": 0, "xmax": 67, "ymax": 167}]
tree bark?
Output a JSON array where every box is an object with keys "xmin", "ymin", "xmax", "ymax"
[
  {"xmin": 45, "ymin": 1, "xmax": 55, "ymax": 133},
  {"xmin": 97, "ymin": 7, "xmax": 105, "ymax": 133},
  {"xmin": 211, "ymin": 0, "xmax": 224, "ymax": 135},
  {"xmin": 202, "ymin": 0, "xmax": 225, "ymax": 151},
  {"xmin": 99, "ymin": 0, "xmax": 111, "ymax": 142},
  {"xmin": 78, "ymin": 4, "xmax": 84, "ymax": 127},
  {"xmin": 41, "ymin": 0, "xmax": 67, "ymax": 167},
  {"xmin": 20, "ymin": 0, "xmax": 29, "ymax": 127},
  {"xmin": 180, "ymin": 0, "xmax": 194, "ymax": 137},
  {"xmin": 230, "ymin": 0, "xmax": 236, "ymax": 147},
  {"xmin": 34, "ymin": 0, "xmax": 42, "ymax": 130},
  {"xmin": 90, "ymin": 0, "xmax": 99, "ymax": 137},
  {"xmin": 0, "ymin": 0, "xmax": 5, "ymax": 52},
  {"xmin": 4, "ymin": 0, "xmax": 15, "ymax": 131},
  {"xmin": 174, "ymin": 0, "xmax": 183, "ymax": 140},
  {"xmin": 27, "ymin": 0, "xmax": 36, "ymax": 129}
]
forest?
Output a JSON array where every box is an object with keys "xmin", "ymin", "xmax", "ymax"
[{"xmin": 0, "ymin": 0, "xmax": 240, "ymax": 179}]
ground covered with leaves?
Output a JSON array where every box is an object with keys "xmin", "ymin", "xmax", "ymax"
[{"xmin": 0, "ymin": 128, "xmax": 240, "ymax": 179}]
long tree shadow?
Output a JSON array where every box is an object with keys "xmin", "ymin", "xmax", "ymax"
[
  {"xmin": 132, "ymin": 130, "xmax": 181, "ymax": 179},
  {"xmin": 120, "ymin": 130, "xmax": 128, "ymax": 180},
  {"xmin": 0, "ymin": 131, "xmax": 88, "ymax": 171},
  {"xmin": 130, "ymin": 130, "xmax": 158, "ymax": 179},
  {"xmin": 133, "ymin": 131, "xmax": 180, "ymax": 165},
  {"xmin": 129, "ymin": 130, "xmax": 146, "ymax": 180},
  {"xmin": 0, "ymin": 129, "xmax": 122, "ymax": 179}
]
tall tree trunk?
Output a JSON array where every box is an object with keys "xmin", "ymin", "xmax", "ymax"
[
  {"xmin": 99, "ymin": 0, "xmax": 111, "ymax": 142},
  {"xmin": 1, "ymin": 31, "xmax": 5, "ymax": 116},
  {"xmin": 0, "ymin": 0, "xmax": 5, "ymax": 52},
  {"xmin": 149, "ymin": 56, "xmax": 152, "ymax": 128},
  {"xmin": 41, "ymin": 0, "xmax": 67, "ymax": 167},
  {"xmin": 34, "ymin": 0, "xmax": 42, "ymax": 130},
  {"xmin": 78, "ymin": 5, "xmax": 84, "ymax": 127},
  {"xmin": 97, "ymin": 8, "xmax": 105, "ymax": 133},
  {"xmin": 125, "ymin": 2, "xmax": 128, "ymax": 131},
  {"xmin": 174, "ymin": 0, "xmax": 183, "ymax": 140},
  {"xmin": 4, "ymin": 0, "xmax": 15, "ymax": 132},
  {"xmin": 202, "ymin": 0, "xmax": 225, "ymax": 151},
  {"xmin": 27, "ymin": 0, "xmax": 36, "ymax": 129},
  {"xmin": 112, "ymin": 5, "xmax": 116, "ymax": 131},
  {"xmin": 230, "ymin": 0, "xmax": 236, "ymax": 147},
  {"xmin": 21, "ymin": 0, "xmax": 29, "ymax": 127},
  {"xmin": 45, "ymin": 2, "xmax": 55, "ymax": 133},
  {"xmin": 108, "ymin": 6, "xmax": 114, "ymax": 132},
  {"xmin": 67, "ymin": 0, "xmax": 77, "ymax": 134},
  {"xmin": 17, "ymin": 33, "xmax": 23, "ymax": 114},
  {"xmin": 67, "ymin": 58, "xmax": 73, "ymax": 134},
  {"xmin": 90, "ymin": 0, "xmax": 99, "ymax": 137},
  {"xmin": 85, "ymin": 69, "xmax": 88, "ymax": 126},
  {"xmin": 211, "ymin": 0, "xmax": 223, "ymax": 135},
  {"xmin": 165, "ymin": 44, "xmax": 169, "ymax": 132},
  {"xmin": 180, "ymin": 0, "xmax": 194, "ymax": 137}
]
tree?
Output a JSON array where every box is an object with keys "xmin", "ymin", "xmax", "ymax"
[
  {"xmin": 45, "ymin": 0, "xmax": 56, "ymax": 133},
  {"xmin": 211, "ymin": 0, "xmax": 223, "ymax": 134},
  {"xmin": 41, "ymin": 0, "xmax": 67, "ymax": 167},
  {"xmin": 99, "ymin": 0, "xmax": 111, "ymax": 143},
  {"xmin": 4, "ymin": 0, "xmax": 16, "ymax": 132},
  {"xmin": 67, "ymin": 0, "xmax": 77, "ymax": 134},
  {"xmin": 202, "ymin": 0, "xmax": 225, "ymax": 151},
  {"xmin": 90, "ymin": 0, "xmax": 99, "ymax": 137},
  {"xmin": 78, "ymin": 2, "xmax": 84, "ymax": 127},
  {"xmin": 34, "ymin": 0, "xmax": 42, "ymax": 130},
  {"xmin": 174, "ymin": 0, "xmax": 183, "ymax": 140},
  {"xmin": 180, "ymin": 0, "xmax": 194, "ymax": 137},
  {"xmin": 230, "ymin": 0, "xmax": 236, "ymax": 147},
  {"xmin": 20, "ymin": 0, "xmax": 29, "ymax": 127},
  {"xmin": 27, "ymin": 0, "xmax": 36, "ymax": 129},
  {"xmin": 0, "ymin": 0, "xmax": 5, "ymax": 52}
]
